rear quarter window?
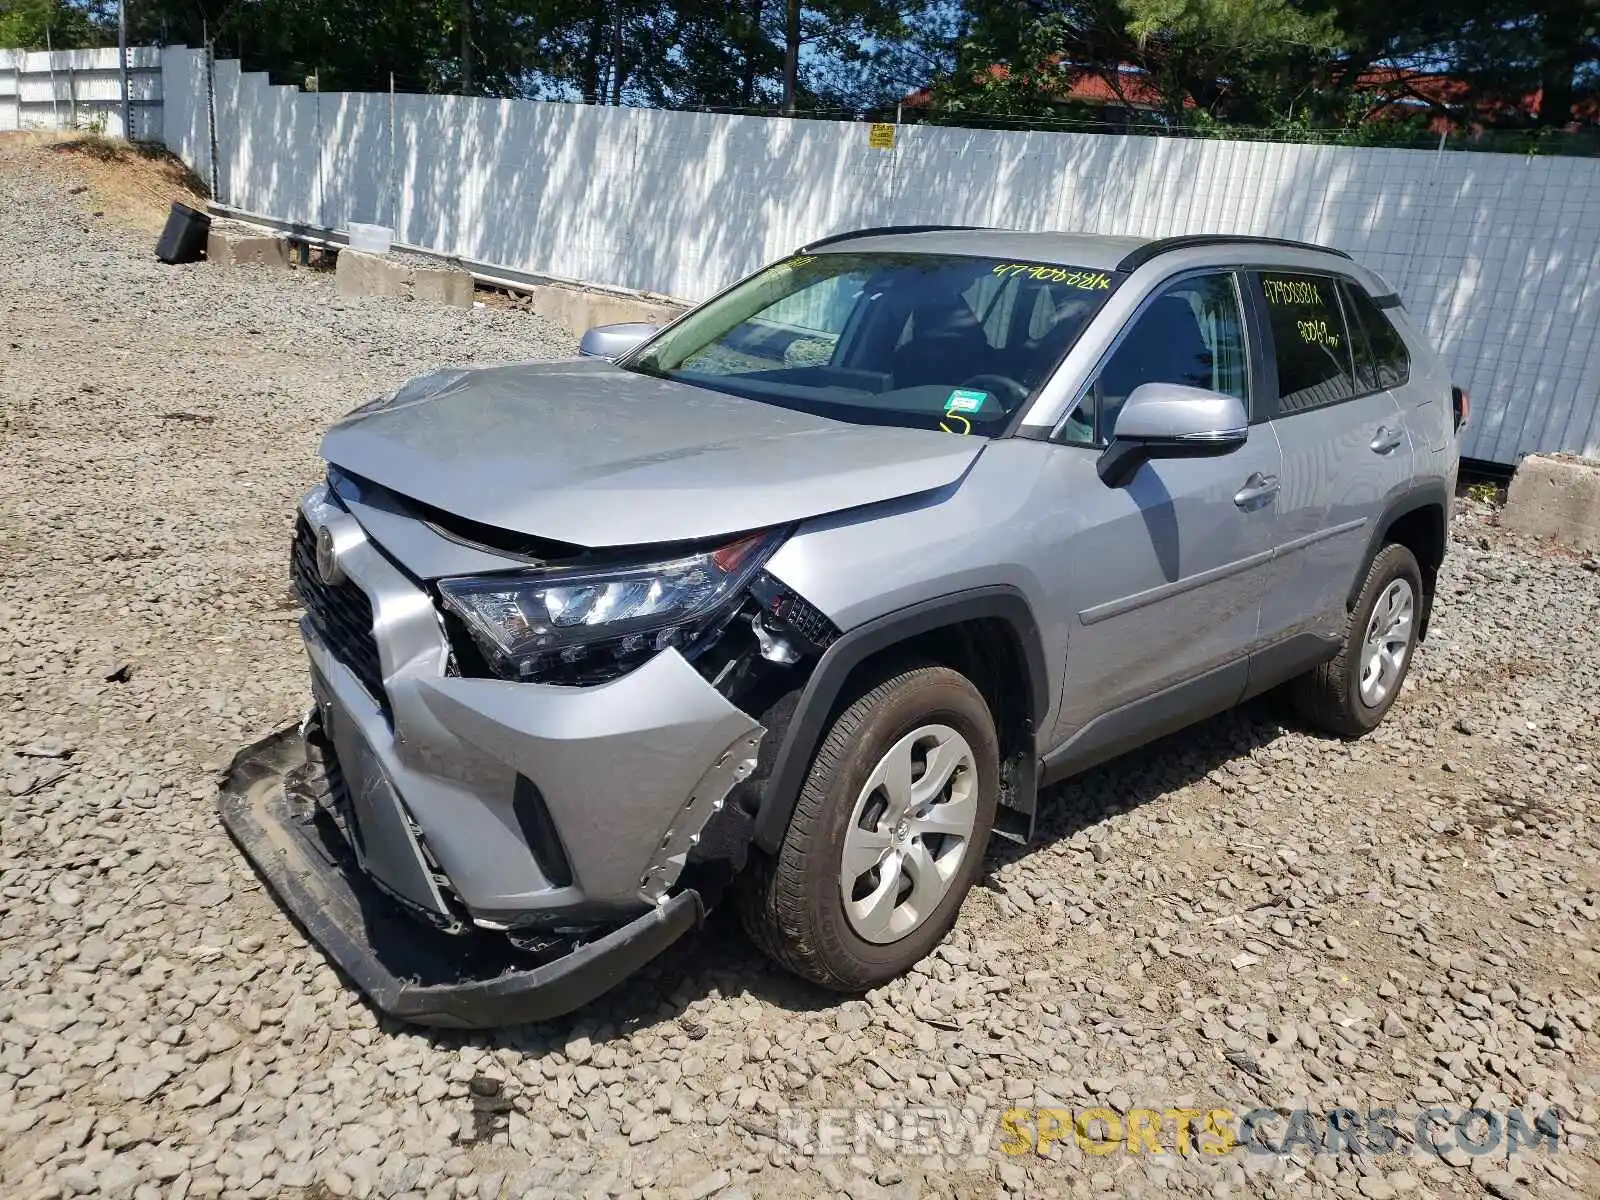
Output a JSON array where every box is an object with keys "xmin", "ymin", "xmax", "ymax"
[
  {"xmin": 1257, "ymin": 272, "xmax": 1355, "ymax": 415},
  {"xmin": 1339, "ymin": 281, "xmax": 1411, "ymax": 392}
]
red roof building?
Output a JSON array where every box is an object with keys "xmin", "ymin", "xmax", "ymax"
[{"xmin": 903, "ymin": 60, "xmax": 1596, "ymax": 134}]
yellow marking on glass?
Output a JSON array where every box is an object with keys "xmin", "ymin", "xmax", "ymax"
[
  {"xmin": 1263, "ymin": 277, "xmax": 1326, "ymax": 307},
  {"xmin": 1296, "ymin": 318, "xmax": 1341, "ymax": 348},
  {"xmin": 940, "ymin": 412, "xmax": 973, "ymax": 436},
  {"xmin": 990, "ymin": 263, "xmax": 1112, "ymax": 290}
]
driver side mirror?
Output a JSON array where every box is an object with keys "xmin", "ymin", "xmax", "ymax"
[
  {"xmin": 578, "ymin": 322, "xmax": 661, "ymax": 361},
  {"xmin": 1097, "ymin": 383, "xmax": 1249, "ymax": 488}
]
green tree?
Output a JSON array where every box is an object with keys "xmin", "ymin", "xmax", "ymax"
[
  {"xmin": 124, "ymin": 0, "xmax": 539, "ymax": 96},
  {"xmin": 1446, "ymin": 0, "xmax": 1600, "ymax": 126},
  {"xmin": 775, "ymin": 0, "xmax": 928, "ymax": 114},
  {"xmin": 932, "ymin": 0, "xmax": 1342, "ymax": 126},
  {"xmin": 100, "ymin": 0, "xmax": 1597, "ymax": 135},
  {"xmin": 931, "ymin": 6, "xmax": 1112, "ymax": 123},
  {"xmin": 0, "ymin": 0, "xmax": 103, "ymax": 49},
  {"xmin": 627, "ymin": 0, "xmax": 785, "ymax": 109},
  {"xmin": 1119, "ymin": 0, "xmax": 1341, "ymax": 121}
]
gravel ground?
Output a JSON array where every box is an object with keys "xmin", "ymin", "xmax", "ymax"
[{"xmin": 3, "ymin": 138, "xmax": 1600, "ymax": 1200}]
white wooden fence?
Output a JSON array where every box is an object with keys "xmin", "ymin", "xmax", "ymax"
[
  {"xmin": 7, "ymin": 42, "xmax": 1600, "ymax": 465},
  {"xmin": 0, "ymin": 46, "xmax": 162, "ymax": 139}
]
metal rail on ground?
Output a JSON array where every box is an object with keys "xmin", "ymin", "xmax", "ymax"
[{"xmin": 203, "ymin": 202, "xmax": 690, "ymax": 307}]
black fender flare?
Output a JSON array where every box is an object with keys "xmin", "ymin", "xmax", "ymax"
[
  {"xmin": 751, "ymin": 586, "xmax": 1049, "ymax": 853},
  {"xmin": 1349, "ymin": 480, "xmax": 1450, "ymax": 630}
]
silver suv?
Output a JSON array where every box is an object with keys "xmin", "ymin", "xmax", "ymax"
[{"xmin": 223, "ymin": 228, "xmax": 1461, "ymax": 1027}]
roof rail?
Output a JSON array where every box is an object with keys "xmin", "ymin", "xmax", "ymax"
[
  {"xmin": 1117, "ymin": 234, "xmax": 1352, "ymax": 273},
  {"xmin": 799, "ymin": 224, "xmax": 983, "ymax": 253}
]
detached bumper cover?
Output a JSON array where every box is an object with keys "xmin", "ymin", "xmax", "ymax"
[
  {"xmin": 293, "ymin": 484, "xmax": 763, "ymax": 922},
  {"xmin": 219, "ymin": 725, "xmax": 702, "ymax": 1029}
]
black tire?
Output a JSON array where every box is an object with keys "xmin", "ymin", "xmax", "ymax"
[
  {"xmin": 1291, "ymin": 543, "xmax": 1424, "ymax": 738},
  {"xmin": 736, "ymin": 663, "xmax": 999, "ymax": 991}
]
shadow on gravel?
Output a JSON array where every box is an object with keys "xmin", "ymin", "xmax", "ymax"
[
  {"xmin": 220, "ymin": 694, "xmax": 1297, "ymax": 1053},
  {"xmin": 370, "ymin": 698, "xmax": 1301, "ymax": 1057},
  {"xmin": 983, "ymin": 695, "xmax": 1293, "ymax": 872},
  {"xmin": 374, "ymin": 904, "xmax": 845, "ymax": 1056}
]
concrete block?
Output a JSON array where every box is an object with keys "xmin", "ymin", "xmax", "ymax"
[
  {"xmin": 1502, "ymin": 453, "xmax": 1600, "ymax": 552},
  {"xmin": 335, "ymin": 248, "xmax": 407, "ymax": 298},
  {"xmin": 335, "ymin": 249, "xmax": 473, "ymax": 307},
  {"xmin": 519, "ymin": 284, "xmax": 685, "ymax": 338},
  {"xmin": 206, "ymin": 226, "xmax": 291, "ymax": 269},
  {"xmin": 409, "ymin": 266, "xmax": 474, "ymax": 307}
]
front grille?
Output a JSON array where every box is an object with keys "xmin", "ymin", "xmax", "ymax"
[
  {"xmin": 318, "ymin": 735, "xmax": 366, "ymax": 856},
  {"xmin": 308, "ymin": 723, "xmax": 466, "ymax": 934},
  {"xmin": 291, "ymin": 517, "xmax": 388, "ymax": 713}
]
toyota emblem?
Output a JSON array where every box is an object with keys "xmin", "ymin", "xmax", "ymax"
[{"xmin": 315, "ymin": 526, "xmax": 344, "ymax": 586}]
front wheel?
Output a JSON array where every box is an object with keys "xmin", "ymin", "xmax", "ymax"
[
  {"xmin": 736, "ymin": 664, "xmax": 999, "ymax": 991},
  {"xmin": 1291, "ymin": 543, "xmax": 1423, "ymax": 738}
]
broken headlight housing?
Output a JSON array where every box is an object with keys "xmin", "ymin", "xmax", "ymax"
[{"xmin": 437, "ymin": 530, "xmax": 783, "ymax": 684}]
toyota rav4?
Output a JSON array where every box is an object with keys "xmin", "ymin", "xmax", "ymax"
[{"xmin": 222, "ymin": 228, "xmax": 1462, "ymax": 1027}]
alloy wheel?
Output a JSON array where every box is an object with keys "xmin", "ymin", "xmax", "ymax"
[
  {"xmin": 838, "ymin": 723, "xmax": 978, "ymax": 944},
  {"xmin": 1359, "ymin": 578, "xmax": 1415, "ymax": 707}
]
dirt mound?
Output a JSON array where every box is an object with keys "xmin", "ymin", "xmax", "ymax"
[{"xmin": 0, "ymin": 131, "xmax": 208, "ymax": 234}]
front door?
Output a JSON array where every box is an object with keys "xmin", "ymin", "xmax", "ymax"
[{"xmin": 1045, "ymin": 270, "xmax": 1282, "ymax": 755}]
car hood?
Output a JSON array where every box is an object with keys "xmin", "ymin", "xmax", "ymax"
[{"xmin": 321, "ymin": 359, "xmax": 984, "ymax": 548}]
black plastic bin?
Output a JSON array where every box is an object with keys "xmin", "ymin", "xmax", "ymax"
[{"xmin": 155, "ymin": 201, "xmax": 211, "ymax": 264}]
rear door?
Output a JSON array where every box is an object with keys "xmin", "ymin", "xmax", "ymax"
[
  {"xmin": 1251, "ymin": 270, "xmax": 1415, "ymax": 653},
  {"xmin": 1344, "ymin": 280, "xmax": 1456, "ymax": 481}
]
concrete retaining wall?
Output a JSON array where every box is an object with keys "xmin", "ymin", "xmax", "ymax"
[
  {"xmin": 507, "ymin": 284, "xmax": 685, "ymax": 337},
  {"xmin": 1503, "ymin": 454, "xmax": 1600, "ymax": 553},
  {"xmin": 206, "ymin": 221, "xmax": 290, "ymax": 268},
  {"xmin": 336, "ymin": 249, "xmax": 474, "ymax": 307}
]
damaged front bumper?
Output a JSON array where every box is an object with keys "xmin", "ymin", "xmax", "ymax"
[
  {"xmin": 218, "ymin": 485, "xmax": 770, "ymax": 1026},
  {"xmin": 219, "ymin": 727, "xmax": 704, "ymax": 1028}
]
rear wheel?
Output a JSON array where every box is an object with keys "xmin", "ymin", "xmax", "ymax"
[
  {"xmin": 736, "ymin": 664, "xmax": 998, "ymax": 991},
  {"xmin": 1292, "ymin": 543, "xmax": 1423, "ymax": 737}
]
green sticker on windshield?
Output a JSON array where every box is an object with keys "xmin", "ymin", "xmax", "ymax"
[{"xmin": 945, "ymin": 389, "xmax": 989, "ymax": 414}]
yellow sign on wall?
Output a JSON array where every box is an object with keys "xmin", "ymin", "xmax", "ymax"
[{"xmin": 867, "ymin": 123, "xmax": 896, "ymax": 150}]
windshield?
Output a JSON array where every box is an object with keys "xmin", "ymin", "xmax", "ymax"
[{"xmin": 624, "ymin": 252, "xmax": 1117, "ymax": 436}]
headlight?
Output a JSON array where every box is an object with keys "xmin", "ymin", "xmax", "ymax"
[{"xmin": 437, "ymin": 529, "xmax": 782, "ymax": 683}]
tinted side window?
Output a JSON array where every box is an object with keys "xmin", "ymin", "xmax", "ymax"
[
  {"xmin": 1071, "ymin": 273, "xmax": 1248, "ymax": 445},
  {"xmin": 1258, "ymin": 272, "xmax": 1354, "ymax": 415},
  {"xmin": 1340, "ymin": 281, "xmax": 1411, "ymax": 391}
]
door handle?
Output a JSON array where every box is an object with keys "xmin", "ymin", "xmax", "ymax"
[
  {"xmin": 1371, "ymin": 425, "xmax": 1405, "ymax": 454},
  {"xmin": 1233, "ymin": 473, "xmax": 1280, "ymax": 507}
]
